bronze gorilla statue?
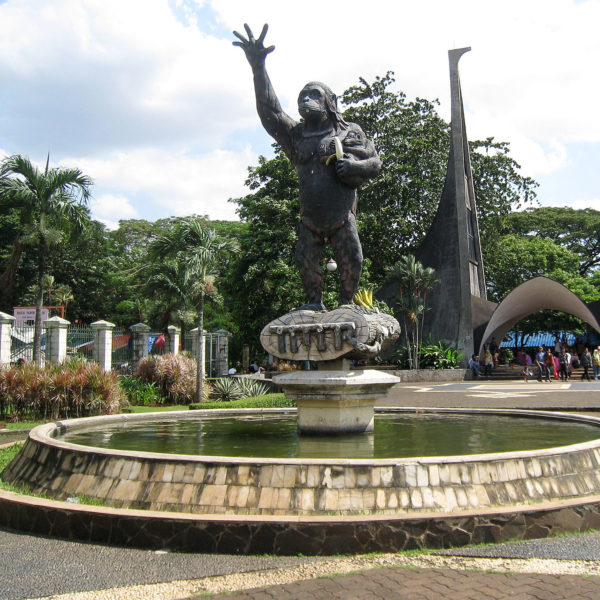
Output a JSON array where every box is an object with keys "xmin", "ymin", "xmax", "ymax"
[{"xmin": 234, "ymin": 24, "xmax": 381, "ymax": 311}]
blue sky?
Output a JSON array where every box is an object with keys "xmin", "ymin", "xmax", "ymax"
[{"xmin": 0, "ymin": 0, "xmax": 598, "ymax": 229}]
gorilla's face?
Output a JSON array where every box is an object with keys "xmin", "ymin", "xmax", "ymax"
[{"xmin": 298, "ymin": 84, "xmax": 328, "ymax": 123}]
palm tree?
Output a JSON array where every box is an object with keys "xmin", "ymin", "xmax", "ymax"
[
  {"xmin": 149, "ymin": 218, "xmax": 236, "ymax": 402},
  {"xmin": 0, "ymin": 155, "xmax": 92, "ymax": 366},
  {"xmin": 387, "ymin": 254, "xmax": 437, "ymax": 369}
]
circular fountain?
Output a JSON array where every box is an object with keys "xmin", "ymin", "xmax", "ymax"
[{"xmin": 4, "ymin": 407, "xmax": 600, "ymax": 554}]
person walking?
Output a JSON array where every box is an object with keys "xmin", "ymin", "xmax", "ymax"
[
  {"xmin": 558, "ymin": 349, "xmax": 571, "ymax": 381},
  {"xmin": 593, "ymin": 346, "xmax": 600, "ymax": 380},
  {"xmin": 581, "ymin": 347, "xmax": 592, "ymax": 381},
  {"xmin": 543, "ymin": 349, "xmax": 554, "ymax": 382},
  {"xmin": 535, "ymin": 346, "xmax": 545, "ymax": 382}
]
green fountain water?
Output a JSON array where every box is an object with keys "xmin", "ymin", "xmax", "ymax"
[{"xmin": 60, "ymin": 412, "xmax": 600, "ymax": 459}]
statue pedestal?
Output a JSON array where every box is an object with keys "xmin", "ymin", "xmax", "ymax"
[{"xmin": 273, "ymin": 370, "xmax": 400, "ymax": 434}]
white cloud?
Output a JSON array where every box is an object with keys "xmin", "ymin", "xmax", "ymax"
[
  {"xmin": 566, "ymin": 198, "xmax": 600, "ymax": 211},
  {"xmin": 68, "ymin": 146, "xmax": 257, "ymax": 222},
  {"xmin": 90, "ymin": 193, "xmax": 138, "ymax": 230}
]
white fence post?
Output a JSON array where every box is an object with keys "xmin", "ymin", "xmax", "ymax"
[
  {"xmin": 215, "ymin": 329, "xmax": 231, "ymax": 377},
  {"xmin": 45, "ymin": 316, "xmax": 70, "ymax": 364},
  {"xmin": 91, "ymin": 320, "xmax": 115, "ymax": 371},
  {"xmin": 166, "ymin": 325, "xmax": 180, "ymax": 355},
  {"xmin": 129, "ymin": 323, "xmax": 150, "ymax": 365}
]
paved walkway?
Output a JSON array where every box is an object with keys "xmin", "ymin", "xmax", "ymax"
[
  {"xmin": 3, "ymin": 380, "xmax": 600, "ymax": 600},
  {"xmin": 201, "ymin": 566, "xmax": 600, "ymax": 600}
]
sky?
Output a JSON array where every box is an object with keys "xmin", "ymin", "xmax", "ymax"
[{"xmin": 0, "ymin": 0, "xmax": 599, "ymax": 229}]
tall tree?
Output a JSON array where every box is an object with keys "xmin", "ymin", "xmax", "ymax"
[
  {"xmin": 0, "ymin": 155, "xmax": 92, "ymax": 365},
  {"xmin": 149, "ymin": 218, "xmax": 236, "ymax": 402},
  {"xmin": 502, "ymin": 206, "xmax": 600, "ymax": 276}
]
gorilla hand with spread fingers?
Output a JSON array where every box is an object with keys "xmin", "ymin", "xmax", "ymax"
[{"xmin": 234, "ymin": 24, "xmax": 382, "ymax": 311}]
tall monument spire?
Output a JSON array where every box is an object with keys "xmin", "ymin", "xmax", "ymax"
[{"xmin": 416, "ymin": 47, "xmax": 491, "ymax": 360}]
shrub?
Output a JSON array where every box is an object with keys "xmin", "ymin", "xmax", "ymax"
[
  {"xmin": 209, "ymin": 377, "xmax": 271, "ymax": 402},
  {"xmin": 420, "ymin": 340, "xmax": 464, "ymax": 369},
  {"xmin": 235, "ymin": 377, "xmax": 270, "ymax": 398},
  {"xmin": 135, "ymin": 354, "xmax": 210, "ymax": 404},
  {"xmin": 210, "ymin": 377, "xmax": 243, "ymax": 402},
  {"xmin": 118, "ymin": 375, "xmax": 161, "ymax": 406},
  {"xmin": 0, "ymin": 361, "xmax": 127, "ymax": 422},
  {"xmin": 190, "ymin": 393, "xmax": 295, "ymax": 410}
]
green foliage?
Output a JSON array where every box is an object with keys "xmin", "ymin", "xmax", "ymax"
[
  {"xmin": 503, "ymin": 206, "xmax": 600, "ymax": 276},
  {"xmin": 147, "ymin": 218, "xmax": 237, "ymax": 402},
  {"xmin": 391, "ymin": 340, "xmax": 463, "ymax": 369},
  {"xmin": 189, "ymin": 393, "xmax": 294, "ymax": 410},
  {"xmin": 118, "ymin": 375, "xmax": 161, "ymax": 406},
  {"xmin": 419, "ymin": 340, "xmax": 464, "ymax": 369},
  {"xmin": 485, "ymin": 234, "xmax": 598, "ymax": 303},
  {"xmin": 0, "ymin": 362, "xmax": 126, "ymax": 421},
  {"xmin": 210, "ymin": 377, "xmax": 243, "ymax": 402},
  {"xmin": 233, "ymin": 377, "xmax": 270, "ymax": 398},
  {"xmin": 135, "ymin": 353, "xmax": 209, "ymax": 404},
  {"xmin": 210, "ymin": 377, "xmax": 271, "ymax": 402},
  {"xmin": 0, "ymin": 443, "xmax": 22, "ymax": 475},
  {"xmin": 0, "ymin": 154, "xmax": 92, "ymax": 364},
  {"xmin": 386, "ymin": 255, "xmax": 437, "ymax": 369}
]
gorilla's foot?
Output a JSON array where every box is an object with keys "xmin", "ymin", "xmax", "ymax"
[{"xmin": 296, "ymin": 302, "xmax": 326, "ymax": 312}]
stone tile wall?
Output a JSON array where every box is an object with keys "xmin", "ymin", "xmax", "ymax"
[
  {"xmin": 1, "ymin": 488, "xmax": 600, "ymax": 554},
  {"xmin": 4, "ymin": 430, "xmax": 600, "ymax": 516}
]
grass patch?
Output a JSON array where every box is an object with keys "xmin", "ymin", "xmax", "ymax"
[
  {"xmin": 0, "ymin": 421, "xmax": 44, "ymax": 430},
  {"xmin": 0, "ymin": 443, "xmax": 21, "ymax": 473},
  {"xmin": 121, "ymin": 405, "xmax": 191, "ymax": 414},
  {"xmin": 189, "ymin": 393, "xmax": 295, "ymax": 411}
]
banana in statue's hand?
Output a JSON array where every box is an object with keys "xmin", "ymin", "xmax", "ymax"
[{"xmin": 325, "ymin": 136, "xmax": 345, "ymax": 166}]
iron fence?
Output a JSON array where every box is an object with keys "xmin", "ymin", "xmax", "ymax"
[
  {"xmin": 67, "ymin": 324, "xmax": 94, "ymax": 361},
  {"xmin": 10, "ymin": 323, "xmax": 46, "ymax": 364},
  {"xmin": 112, "ymin": 328, "xmax": 132, "ymax": 370}
]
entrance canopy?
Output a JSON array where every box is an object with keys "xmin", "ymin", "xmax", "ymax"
[{"xmin": 479, "ymin": 277, "xmax": 600, "ymax": 354}]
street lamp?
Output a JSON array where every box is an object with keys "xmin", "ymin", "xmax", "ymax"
[{"xmin": 326, "ymin": 258, "xmax": 337, "ymax": 273}]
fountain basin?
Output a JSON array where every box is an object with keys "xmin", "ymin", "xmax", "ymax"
[
  {"xmin": 4, "ymin": 408, "xmax": 600, "ymax": 517},
  {"xmin": 4, "ymin": 407, "xmax": 600, "ymax": 554}
]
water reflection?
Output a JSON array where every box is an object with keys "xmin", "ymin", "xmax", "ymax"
[{"xmin": 60, "ymin": 413, "xmax": 600, "ymax": 459}]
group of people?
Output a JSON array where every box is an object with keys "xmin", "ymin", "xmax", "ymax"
[
  {"xmin": 532, "ymin": 342, "xmax": 600, "ymax": 382},
  {"xmin": 468, "ymin": 337, "xmax": 600, "ymax": 382},
  {"xmin": 468, "ymin": 337, "xmax": 500, "ymax": 377}
]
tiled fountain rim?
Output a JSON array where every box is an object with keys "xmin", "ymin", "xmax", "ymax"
[{"xmin": 34, "ymin": 407, "xmax": 600, "ymax": 466}]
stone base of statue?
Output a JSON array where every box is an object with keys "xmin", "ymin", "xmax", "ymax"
[
  {"xmin": 260, "ymin": 305, "xmax": 400, "ymax": 362},
  {"xmin": 273, "ymin": 367, "xmax": 400, "ymax": 434},
  {"xmin": 262, "ymin": 306, "xmax": 401, "ymax": 435}
]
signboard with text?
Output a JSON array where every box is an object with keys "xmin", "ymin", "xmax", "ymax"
[{"xmin": 13, "ymin": 307, "xmax": 50, "ymax": 324}]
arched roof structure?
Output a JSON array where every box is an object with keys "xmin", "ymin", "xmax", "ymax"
[{"xmin": 478, "ymin": 277, "xmax": 600, "ymax": 354}]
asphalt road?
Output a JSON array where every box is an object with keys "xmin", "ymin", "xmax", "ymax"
[{"xmin": 0, "ymin": 527, "xmax": 317, "ymax": 600}]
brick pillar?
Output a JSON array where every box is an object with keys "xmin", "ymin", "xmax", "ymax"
[
  {"xmin": 214, "ymin": 329, "xmax": 231, "ymax": 377},
  {"xmin": 45, "ymin": 316, "xmax": 70, "ymax": 364},
  {"xmin": 0, "ymin": 311, "xmax": 15, "ymax": 365},
  {"xmin": 91, "ymin": 320, "xmax": 115, "ymax": 371},
  {"xmin": 166, "ymin": 325, "xmax": 180, "ymax": 355},
  {"xmin": 129, "ymin": 323, "xmax": 150, "ymax": 365}
]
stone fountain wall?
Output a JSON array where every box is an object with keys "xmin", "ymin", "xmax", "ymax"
[{"xmin": 4, "ymin": 411, "xmax": 600, "ymax": 516}]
